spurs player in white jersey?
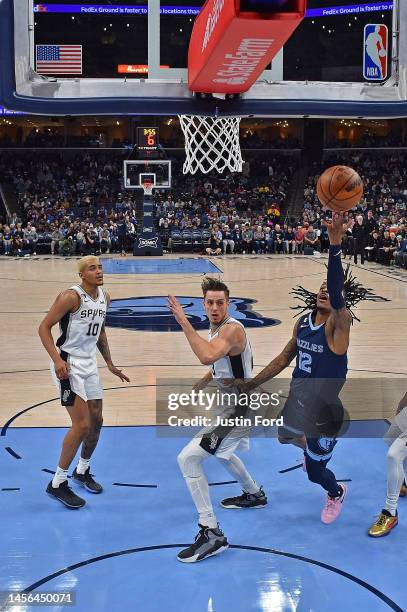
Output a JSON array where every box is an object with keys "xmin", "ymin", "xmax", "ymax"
[
  {"xmin": 368, "ymin": 391, "xmax": 407, "ymax": 537},
  {"xmin": 167, "ymin": 277, "xmax": 266, "ymax": 563},
  {"xmin": 38, "ymin": 256, "xmax": 129, "ymax": 509}
]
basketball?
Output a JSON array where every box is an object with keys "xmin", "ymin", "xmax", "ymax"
[{"xmin": 316, "ymin": 165, "xmax": 364, "ymax": 212}]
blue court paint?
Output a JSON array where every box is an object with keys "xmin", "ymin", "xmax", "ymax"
[
  {"xmin": 101, "ymin": 258, "xmax": 221, "ymax": 275},
  {"xmin": 0, "ymin": 425, "xmax": 405, "ymax": 611}
]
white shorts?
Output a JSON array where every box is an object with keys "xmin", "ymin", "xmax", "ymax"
[
  {"xmin": 194, "ymin": 405, "xmax": 250, "ymax": 460},
  {"xmin": 51, "ymin": 356, "xmax": 103, "ymax": 406},
  {"xmin": 196, "ymin": 427, "xmax": 250, "ymax": 460}
]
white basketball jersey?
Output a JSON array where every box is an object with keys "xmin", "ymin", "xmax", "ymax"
[
  {"xmin": 57, "ymin": 285, "xmax": 107, "ymax": 359},
  {"xmin": 209, "ymin": 317, "xmax": 253, "ymax": 389}
]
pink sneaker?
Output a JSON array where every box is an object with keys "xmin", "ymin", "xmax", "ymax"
[{"xmin": 321, "ymin": 484, "xmax": 347, "ymax": 524}]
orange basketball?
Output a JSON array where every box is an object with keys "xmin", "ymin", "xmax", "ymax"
[{"xmin": 316, "ymin": 165, "xmax": 363, "ymax": 212}]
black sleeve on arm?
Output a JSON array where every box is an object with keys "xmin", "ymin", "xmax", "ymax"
[{"xmin": 327, "ymin": 246, "xmax": 345, "ymax": 310}]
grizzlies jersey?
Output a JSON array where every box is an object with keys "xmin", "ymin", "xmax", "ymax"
[
  {"xmin": 209, "ymin": 317, "xmax": 253, "ymax": 389},
  {"xmin": 56, "ymin": 285, "xmax": 107, "ymax": 359},
  {"xmin": 283, "ymin": 312, "xmax": 347, "ymax": 439},
  {"xmin": 293, "ymin": 312, "xmax": 347, "ymax": 380}
]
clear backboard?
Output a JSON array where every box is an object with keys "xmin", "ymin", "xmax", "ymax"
[
  {"xmin": 1, "ymin": 0, "xmax": 407, "ymax": 117},
  {"xmin": 123, "ymin": 160, "xmax": 171, "ymax": 190}
]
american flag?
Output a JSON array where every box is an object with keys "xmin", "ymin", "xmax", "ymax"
[{"xmin": 36, "ymin": 45, "xmax": 82, "ymax": 75}]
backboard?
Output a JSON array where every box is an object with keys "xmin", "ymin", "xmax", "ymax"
[
  {"xmin": 1, "ymin": 0, "xmax": 407, "ymax": 117},
  {"xmin": 123, "ymin": 160, "xmax": 171, "ymax": 190}
]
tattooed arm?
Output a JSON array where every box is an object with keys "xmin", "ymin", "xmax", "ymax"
[
  {"xmin": 244, "ymin": 321, "xmax": 299, "ymax": 393},
  {"xmin": 97, "ymin": 323, "xmax": 113, "ymax": 367}
]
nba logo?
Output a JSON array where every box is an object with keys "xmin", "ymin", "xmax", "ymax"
[{"xmin": 363, "ymin": 24, "xmax": 388, "ymax": 81}]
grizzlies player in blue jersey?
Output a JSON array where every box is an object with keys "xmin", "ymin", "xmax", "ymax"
[{"xmin": 245, "ymin": 214, "xmax": 352, "ymax": 523}]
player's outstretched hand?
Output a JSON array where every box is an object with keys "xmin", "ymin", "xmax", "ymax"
[
  {"xmin": 108, "ymin": 364, "xmax": 130, "ymax": 383},
  {"xmin": 322, "ymin": 212, "xmax": 350, "ymax": 245},
  {"xmin": 54, "ymin": 358, "xmax": 70, "ymax": 380},
  {"xmin": 167, "ymin": 295, "xmax": 186, "ymax": 325}
]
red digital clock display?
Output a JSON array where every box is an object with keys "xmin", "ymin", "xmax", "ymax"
[{"xmin": 137, "ymin": 127, "xmax": 159, "ymax": 150}]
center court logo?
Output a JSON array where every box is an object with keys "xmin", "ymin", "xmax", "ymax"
[{"xmin": 106, "ymin": 296, "xmax": 280, "ymax": 332}]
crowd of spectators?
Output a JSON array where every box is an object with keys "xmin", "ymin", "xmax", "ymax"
[
  {"xmin": 0, "ymin": 149, "xmax": 406, "ymax": 269},
  {"xmin": 0, "ymin": 151, "xmax": 139, "ymax": 256},
  {"xmin": 301, "ymin": 151, "xmax": 407, "ymax": 267},
  {"xmin": 0, "ymin": 150, "xmax": 295, "ymax": 256}
]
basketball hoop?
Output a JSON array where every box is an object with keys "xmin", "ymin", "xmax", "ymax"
[
  {"xmin": 179, "ymin": 115, "xmax": 243, "ymax": 175},
  {"xmin": 142, "ymin": 180, "xmax": 154, "ymax": 196}
]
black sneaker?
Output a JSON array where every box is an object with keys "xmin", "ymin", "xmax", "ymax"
[
  {"xmin": 46, "ymin": 480, "xmax": 86, "ymax": 509},
  {"xmin": 71, "ymin": 468, "xmax": 103, "ymax": 493},
  {"xmin": 221, "ymin": 486, "xmax": 267, "ymax": 509},
  {"xmin": 177, "ymin": 524, "xmax": 229, "ymax": 563}
]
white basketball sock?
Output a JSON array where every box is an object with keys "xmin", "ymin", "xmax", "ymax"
[
  {"xmin": 184, "ymin": 475, "xmax": 218, "ymax": 529},
  {"xmin": 76, "ymin": 457, "xmax": 91, "ymax": 475},
  {"xmin": 385, "ymin": 437, "xmax": 407, "ymax": 515},
  {"xmin": 178, "ymin": 440, "xmax": 218, "ymax": 529},
  {"xmin": 52, "ymin": 466, "xmax": 68, "ymax": 488},
  {"xmin": 218, "ymin": 454, "xmax": 260, "ymax": 494}
]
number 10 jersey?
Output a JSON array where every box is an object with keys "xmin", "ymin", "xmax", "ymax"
[{"xmin": 56, "ymin": 285, "xmax": 107, "ymax": 360}]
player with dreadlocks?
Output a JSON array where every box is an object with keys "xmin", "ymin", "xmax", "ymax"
[{"xmin": 243, "ymin": 213, "xmax": 388, "ymax": 524}]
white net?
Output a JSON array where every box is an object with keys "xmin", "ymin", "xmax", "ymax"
[
  {"xmin": 179, "ymin": 115, "xmax": 243, "ymax": 175},
  {"xmin": 141, "ymin": 181, "xmax": 154, "ymax": 196}
]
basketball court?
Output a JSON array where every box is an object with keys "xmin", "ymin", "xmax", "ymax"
[
  {"xmin": 1, "ymin": 0, "xmax": 407, "ymax": 610},
  {"xmin": 0, "ymin": 254, "xmax": 406, "ymax": 611}
]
